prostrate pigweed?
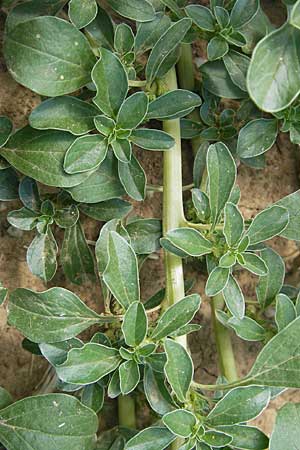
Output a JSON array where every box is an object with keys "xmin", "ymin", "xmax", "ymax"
[{"xmin": 0, "ymin": 0, "xmax": 300, "ymax": 449}]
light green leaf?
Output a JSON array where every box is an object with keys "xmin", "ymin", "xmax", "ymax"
[
  {"xmin": 247, "ymin": 23, "xmax": 300, "ymax": 112},
  {"xmin": 256, "ymin": 248, "xmax": 285, "ymax": 309},
  {"xmin": 151, "ymin": 294, "xmax": 201, "ymax": 340},
  {"xmin": 230, "ymin": 0, "xmax": 259, "ymax": 29},
  {"xmin": 92, "ymin": 49, "xmax": 128, "ymax": 118},
  {"xmin": 107, "ymin": 370, "xmax": 121, "ymax": 399},
  {"xmin": 1, "ymin": 127, "xmax": 91, "ymax": 188},
  {"xmin": 125, "ymin": 427, "xmax": 176, "ymax": 450},
  {"xmin": 269, "ymin": 403, "xmax": 300, "ymax": 450},
  {"xmin": 122, "ymin": 301, "xmax": 148, "ymax": 347},
  {"xmin": 111, "ymin": 139, "xmax": 132, "ymax": 163},
  {"xmin": 207, "ymin": 386, "xmax": 270, "ymax": 426},
  {"xmin": 8, "ymin": 287, "xmax": 102, "ymax": 343},
  {"xmin": 275, "ymin": 293, "xmax": 297, "ymax": 331},
  {"xmin": 205, "ymin": 267, "xmax": 230, "ymax": 296},
  {"xmin": 237, "ymin": 119, "xmax": 278, "ymax": 158},
  {"xmin": 185, "ymin": 5, "xmax": 216, "ymax": 32},
  {"xmin": 144, "ymin": 365, "xmax": 174, "ymax": 415},
  {"xmin": 61, "ymin": 222, "xmax": 95, "ymax": 285},
  {"xmin": 64, "ymin": 134, "xmax": 108, "ymax": 174},
  {"xmin": 80, "ymin": 198, "xmax": 132, "ymax": 221},
  {"xmin": 29, "ymin": 96, "xmax": 99, "ymax": 136},
  {"xmin": 118, "ymin": 154, "xmax": 146, "ymax": 201},
  {"xmin": 147, "ymin": 90, "xmax": 202, "ymax": 121},
  {"xmin": 106, "ymin": 0, "xmax": 155, "ymax": 22},
  {"xmin": 164, "ymin": 338, "xmax": 193, "ymax": 403},
  {"xmin": 126, "ymin": 218, "xmax": 162, "ymax": 254},
  {"xmin": 0, "ymin": 387, "xmax": 13, "ymax": 410},
  {"xmin": 117, "ymin": 92, "xmax": 148, "ymax": 130},
  {"xmin": 114, "ymin": 23, "xmax": 134, "ymax": 54},
  {"xmin": 103, "ymin": 231, "xmax": 140, "ymax": 309},
  {"xmin": 119, "ymin": 360, "xmax": 140, "ymax": 394},
  {"xmin": 202, "ymin": 430, "xmax": 232, "ymax": 447},
  {"xmin": 276, "ymin": 190, "xmax": 300, "ymax": 240},
  {"xmin": 225, "ymin": 314, "xmax": 266, "ymax": 342},
  {"xmin": 7, "ymin": 207, "xmax": 39, "ymax": 231},
  {"xmin": 130, "ymin": 128, "xmax": 175, "ymax": 150},
  {"xmin": 207, "ymin": 142, "xmax": 236, "ymax": 227},
  {"xmin": 246, "ymin": 205, "xmax": 289, "ymax": 245},
  {"xmin": 163, "ymin": 409, "xmax": 197, "ymax": 438},
  {"xmin": 192, "ymin": 189, "xmax": 211, "ymax": 222},
  {"xmin": 4, "ymin": 17, "xmax": 96, "ymax": 96},
  {"xmin": 216, "ymin": 425, "xmax": 269, "ymax": 450},
  {"xmin": 94, "ymin": 115, "xmax": 115, "ymax": 137},
  {"xmin": 69, "ymin": 0, "xmax": 98, "ymax": 29},
  {"xmin": 224, "ymin": 202, "xmax": 244, "ymax": 247},
  {"xmin": 0, "ymin": 394, "xmax": 98, "ymax": 450},
  {"xmin": 146, "ymin": 18, "xmax": 192, "ymax": 83},
  {"xmin": 27, "ymin": 229, "xmax": 58, "ymax": 282},
  {"xmin": 0, "ymin": 116, "xmax": 13, "ymax": 147},
  {"xmin": 207, "ymin": 36, "xmax": 229, "ymax": 61},
  {"xmin": 56, "ymin": 343, "xmax": 122, "ymax": 385},
  {"xmin": 68, "ymin": 152, "xmax": 125, "ymax": 203},
  {"xmin": 39, "ymin": 338, "xmax": 83, "ymax": 366},
  {"xmin": 222, "ymin": 275, "xmax": 245, "ymax": 319},
  {"xmin": 81, "ymin": 383, "xmax": 104, "ymax": 414},
  {"xmin": 161, "ymin": 228, "xmax": 213, "ymax": 257},
  {"xmin": 240, "ymin": 253, "xmax": 268, "ymax": 276}
]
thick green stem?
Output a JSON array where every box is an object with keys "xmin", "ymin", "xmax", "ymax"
[
  {"xmin": 212, "ymin": 295, "xmax": 238, "ymax": 383},
  {"xmin": 118, "ymin": 395, "xmax": 136, "ymax": 429},
  {"xmin": 162, "ymin": 68, "xmax": 186, "ymax": 449}
]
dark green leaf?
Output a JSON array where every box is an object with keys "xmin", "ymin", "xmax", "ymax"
[
  {"xmin": 0, "ymin": 168, "xmax": 19, "ymax": 201},
  {"xmin": 125, "ymin": 427, "xmax": 175, "ymax": 450},
  {"xmin": 216, "ymin": 425, "xmax": 269, "ymax": 450},
  {"xmin": 276, "ymin": 190, "xmax": 300, "ymax": 240},
  {"xmin": 0, "ymin": 394, "xmax": 98, "ymax": 450},
  {"xmin": 275, "ymin": 293, "xmax": 297, "ymax": 331},
  {"xmin": 56, "ymin": 343, "xmax": 122, "ymax": 385},
  {"xmin": 27, "ymin": 229, "xmax": 58, "ymax": 282},
  {"xmin": 29, "ymin": 96, "xmax": 99, "ymax": 136},
  {"xmin": 207, "ymin": 36, "xmax": 229, "ymax": 61},
  {"xmin": 201, "ymin": 60, "xmax": 248, "ymax": 99},
  {"xmin": 230, "ymin": 0, "xmax": 259, "ymax": 28},
  {"xmin": 185, "ymin": 5, "xmax": 216, "ymax": 32},
  {"xmin": 144, "ymin": 365, "xmax": 173, "ymax": 415},
  {"xmin": 64, "ymin": 134, "xmax": 108, "ymax": 174},
  {"xmin": 19, "ymin": 177, "xmax": 40, "ymax": 212},
  {"xmin": 246, "ymin": 205, "xmax": 289, "ymax": 245},
  {"xmin": 7, "ymin": 207, "xmax": 38, "ymax": 231},
  {"xmin": 224, "ymin": 202, "xmax": 244, "ymax": 247},
  {"xmin": 0, "ymin": 116, "xmax": 13, "ymax": 147},
  {"xmin": 8, "ymin": 287, "xmax": 102, "ymax": 343},
  {"xmin": 135, "ymin": 13, "xmax": 171, "ymax": 54},
  {"xmin": 163, "ymin": 409, "xmax": 197, "ymax": 438},
  {"xmin": 237, "ymin": 119, "xmax": 278, "ymax": 158},
  {"xmin": 192, "ymin": 189, "xmax": 211, "ymax": 222},
  {"xmin": 114, "ymin": 23, "xmax": 134, "ymax": 54},
  {"xmin": 111, "ymin": 139, "xmax": 132, "ymax": 164},
  {"xmin": 256, "ymin": 248, "xmax": 285, "ymax": 309},
  {"xmin": 202, "ymin": 430, "xmax": 232, "ymax": 447},
  {"xmin": 106, "ymin": 0, "xmax": 155, "ymax": 22},
  {"xmin": 130, "ymin": 129, "xmax": 174, "ymax": 150},
  {"xmin": 164, "ymin": 338, "xmax": 193, "ymax": 402},
  {"xmin": 122, "ymin": 301, "xmax": 148, "ymax": 347},
  {"xmin": 147, "ymin": 90, "xmax": 202, "ymax": 121},
  {"xmin": 39, "ymin": 338, "xmax": 83, "ymax": 366},
  {"xmin": 69, "ymin": 0, "xmax": 98, "ymax": 29},
  {"xmin": 225, "ymin": 314, "xmax": 266, "ymax": 341},
  {"xmin": 205, "ymin": 267, "xmax": 230, "ymax": 296},
  {"xmin": 4, "ymin": 17, "xmax": 96, "ymax": 96},
  {"xmin": 81, "ymin": 383, "xmax": 104, "ymax": 414},
  {"xmin": 85, "ymin": 6, "xmax": 114, "ymax": 50},
  {"xmin": 222, "ymin": 275, "xmax": 245, "ymax": 319},
  {"xmin": 119, "ymin": 360, "xmax": 140, "ymax": 394},
  {"xmin": 117, "ymin": 92, "xmax": 148, "ymax": 130},
  {"xmin": 80, "ymin": 199, "xmax": 132, "ymax": 221},
  {"xmin": 126, "ymin": 218, "xmax": 161, "ymax": 254},
  {"xmin": 118, "ymin": 154, "xmax": 146, "ymax": 201}
]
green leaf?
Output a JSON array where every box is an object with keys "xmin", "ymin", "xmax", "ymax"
[
  {"xmin": 108, "ymin": 370, "xmax": 121, "ymax": 399},
  {"xmin": 1, "ymin": 127, "xmax": 92, "ymax": 188},
  {"xmin": 103, "ymin": 231, "xmax": 140, "ymax": 309},
  {"xmin": 185, "ymin": 5, "xmax": 216, "ymax": 32},
  {"xmin": 118, "ymin": 154, "xmax": 146, "ymax": 201},
  {"xmin": 192, "ymin": 189, "xmax": 211, "ymax": 222},
  {"xmin": 7, "ymin": 207, "xmax": 39, "ymax": 231},
  {"xmin": 207, "ymin": 142, "xmax": 236, "ymax": 227},
  {"xmin": 275, "ymin": 293, "xmax": 297, "ymax": 331},
  {"xmin": 0, "ymin": 168, "xmax": 19, "ymax": 201},
  {"xmin": 68, "ymin": 152, "xmax": 125, "ymax": 203},
  {"xmin": 222, "ymin": 275, "xmax": 245, "ymax": 319},
  {"xmin": 202, "ymin": 430, "xmax": 232, "ymax": 447},
  {"xmin": 92, "ymin": 49, "xmax": 128, "ymax": 118},
  {"xmin": 106, "ymin": 0, "xmax": 155, "ymax": 22},
  {"xmin": 64, "ymin": 134, "xmax": 108, "ymax": 174},
  {"xmin": 19, "ymin": 177, "xmax": 41, "ymax": 212},
  {"xmin": 207, "ymin": 36, "xmax": 229, "ymax": 61},
  {"xmin": 216, "ymin": 425, "xmax": 269, "ymax": 450},
  {"xmin": 0, "ymin": 394, "xmax": 98, "ymax": 450},
  {"xmin": 291, "ymin": 0, "xmax": 300, "ymax": 29},
  {"xmin": 144, "ymin": 365, "xmax": 174, "ymax": 415},
  {"xmin": 240, "ymin": 253, "xmax": 268, "ymax": 276},
  {"xmin": 119, "ymin": 360, "xmax": 140, "ymax": 394},
  {"xmin": 0, "ymin": 387, "xmax": 13, "ymax": 410},
  {"xmin": 114, "ymin": 23, "xmax": 134, "ymax": 54},
  {"xmin": 135, "ymin": 12, "xmax": 171, "ymax": 54},
  {"xmin": 56, "ymin": 343, "xmax": 122, "ymax": 385},
  {"xmin": 147, "ymin": 90, "xmax": 202, "ymax": 121},
  {"xmin": 246, "ymin": 205, "xmax": 289, "ymax": 245},
  {"xmin": 230, "ymin": 0, "xmax": 259, "ymax": 28},
  {"xmin": 163, "ymin": 409, "xmax": 197, "ymax": 438},
  {"xmin": 116, "ymin": 92, "xmax": 148, "ymax": 131},
  {"xmin": 81, "ymin": 383, "xmax": 104, "ymax": 414},
  {"xmin": 29, "ymin": 96, "xmax": 99, "ymax": 136},
  {"xmin": 164, "ymin": 338, "xmax": 193, "ymax": 403},
  {"xmin": 4, "ymin": 17, "xmax": 96, "ymax": 96},
  {"xmin": 205, "ymin": 267, "xmax": 230, "ymax": 296},
  {"xmin": 247, "ymin": 23, "xmax": 300, "ymax": 112},
  {"xmin": 170, "ymin": 323, "xmax": 202, "ymax": 338},
  {"xmin": 237, "ymin": 119, "xmax": 278, "ymax": 158},
  {"xmin": 270, "ymin": 403, "xmax": 300, "ymax": 450},
  {"xmin": 161, "ymin": 228, "xmax": 213, "ymax": 257},
  {"xmin": 151, "ymin": 294, "xmax": 201, "ymax": 340},
  {"xmin": 256, "ymin": 248, "xmax": 285, "ymax": 309},
  {"xmin": 146, "ymin": 18, "xmax": 192, "ymax": 83},
  {"xmin": 125, "ymin": 427, "xmax": 176, "ymax": 450},
  {"xmin": 69, "ymin": 0, "xmax": 98, "ymax": 29},
  {"xmin": 126, "ymin": 218, "xmax": 161, "ymax": 254},
  {"xmin": 8, "ymin": 287, "xmax": 102, "ymax": 343},
  {"xmin": 224, "ymin": 202, "xmax": 244, "ymax": 247},
  {"xmin": 130, "ymin": 128, "xmax": 175, "ymax": 150},
  {"xmin": 39, "ymin": 338, "xmax": 83, "ymax": 366},
  {"xmin": 122, "ymin": 301, "xmax": 148, "ymax": 347},
  {"xmin": 222, "ymin": 313, "xmax": 266, "ymax": 342},
  {"xmin": 207, "ymin": 386, "xmax": 270, "ymax": 426},
  {"xmin": 201, "ymin": 60, "xmax": 247, "ymax": 99},
  {"xmin": 111, "ymin": 139, "xmax": 132, "ymax": 164},
  {"xmin": 85, "ymin": 6, "xmax": 114, "ymax": 50},
  {"xmin": 27, "ymin": 229, "xmax": 58, "ymax": 282},
  {"xmin": 276, "ymin": 190, "xmax": 300, "ymax": 240},
  {"xmin": 61, "ymin": 222, "xmax": 95, "ymax": 285},
  {"xmin": 246, "ymin": 316, "xmax": 300, "ymax": 387},
  {"xmin": 0, "ymin": 116, "xmax": 13, "ymax": 147},
  {"xmin": 80, "ymin": 198, "xmax": 132, "ymax": 221}
]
